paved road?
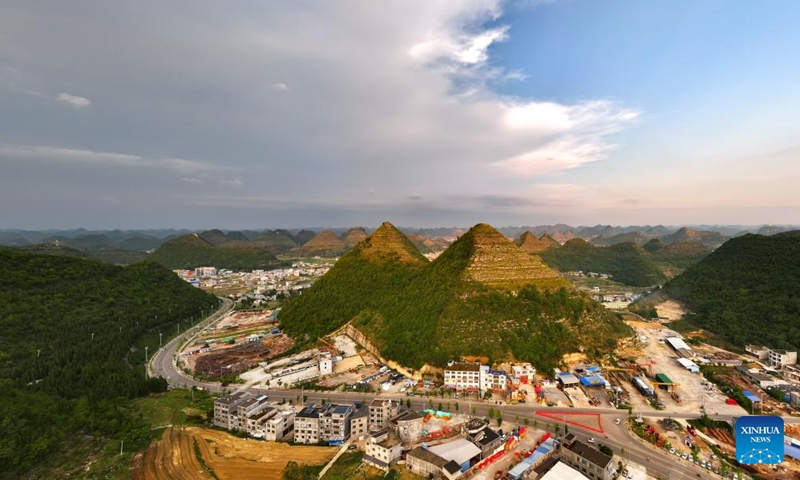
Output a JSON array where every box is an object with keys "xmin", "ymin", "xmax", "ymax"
[{"xmin": 151, "ymin": 304, "xmax": 798, "ymax": 479}]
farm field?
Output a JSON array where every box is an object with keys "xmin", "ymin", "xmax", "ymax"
[{"xmin": 132, "ymin": 427, "xmax": 336, "ymax": 480}]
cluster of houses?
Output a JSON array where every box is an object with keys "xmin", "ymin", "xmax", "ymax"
[
  {"xmin": 175, "ymin": 261, "xmax": 331, "ymax": 298},
  {"xmin": 212, "ymin": 389, "xmax": 615, "ymax": 479},
  {"xmin": 443, "ymin": 361, "xmax": 537, "ymax": 396}
]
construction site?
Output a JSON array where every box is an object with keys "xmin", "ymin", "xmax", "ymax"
[{"xmin": 178, "ymin": 309, "xmax": 294, "ymax": 379}]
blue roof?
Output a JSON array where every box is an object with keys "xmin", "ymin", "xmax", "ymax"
[
  {"xmin": 743, "ymin": 390, "xmax": 762, "ymax": 402},
  {"xmin": 585, "ymin": 366, "xmax": 601, "ymax": 373},
  {"xmin": 507, "ymin": 438, "xmax": 556, "ymax": 479},
  {"xmin": 489, "ymin": 369, "xmax": 507, "ymax": 376},
  {"xmin": 580, "ymin": 375, "xmax": 606, "ymax": 386},
  {"xmin": 785, "ymin": 443, "xmax": 800, "ymax": 460}
]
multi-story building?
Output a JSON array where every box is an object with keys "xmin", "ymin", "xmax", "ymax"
[
  {"xmin": 350, "ymin": 406, "xmax": 370, "ymax": 440},
  {"xmin": 213, "ymin": 391, "xmax": 249, "ymax": 429},
  {"xmin": 784, "ymin": 364, "xmax": 800, "ymax": 383},
  {"xmin": 369, "ymin": 399, "xmax": 399, "ymax": 432},
  {"xmin": 559, "ymin": 434, "xmax": 613, "ymax": 480},
  {"xmin": 485, "ymin": 369, "xmax": 508, "ymax": 392},
  {"xmin": 407, "ymin": 446, "xmax": 463, "ymax": 479},
  {"xmin": 511, "ymin": 363, "xmax": 536, "ymax": 384},
  {"xmin": 768, "ymin": 349, "xmax": 798, "ymax": 369},
  {"xmin": 235, "ymin": 395, "xmax": 270, "ymax": 431},
  {"xmin": 745, "ymin": 345, "xmax": 770, "ymax": 360},
  {"xmin": 444, "ymin": 363, "xmax": 483, "ymax": 392},
  {"xmin": 245, "ymin": 407, "xmax": 275, "ymax": 436},
  {"xmin": 320, "ymin": 404, "xmax": 353, "ymax": 443},
  {"xmin": 294, "ymin": 403, "xmax": 322, "ymax": 444},
  {"xmin": 264, "ymin": 409, "xmax": 295, "ymax": 441},
  {"xmin": 364, "ymin": 429, "xmax": 403, "ymax": 471},
  {"xmin": 319, "ymin": 352, "xmax": 333, "ymax": 376}
]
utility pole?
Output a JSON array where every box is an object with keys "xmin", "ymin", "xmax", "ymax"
[
  {"xmin": 37, "ymin": 349, "xmax": 41, "ymax": 357},
  {"xmin": 91, "ymin": 333, "xmax": 94, "ymax": 340},
  {"xmin": 145, "ymin": 346, "xmax": 149, "ymax": 363},
  {"xmin": 120, "ymin": 440, "xmax": 123, "ymax": 455},
  {"xmin": 159, "ymin": 332, "xmax": 163, "ymax": 348}
]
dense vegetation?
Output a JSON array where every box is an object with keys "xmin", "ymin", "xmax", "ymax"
[
  {"xmin": 0, "ymin": 249, "xmax": 219, "ymax": 477},
  {"xmin": 644, "ymin": 239, "xmax": 710, "ymax": 272},
  {"xmin": 149, "ymin": 232, "xmax": 285, "ymax": 270},
  {"xmin": 540, "ymin": 239, "xmax": 667, "ymax": 286},
  {"xmin": 282, "ymin": 223, "xmax": 630, "ymax": 372},
  {"xmin": 663, "ymin": 231, "xmax": 800, "ymax": 349}
]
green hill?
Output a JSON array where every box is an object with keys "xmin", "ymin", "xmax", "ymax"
[
  {"xmin": 0, "ymin": 249, "xmax": 218, "ymax": 477},
  {"xmin": 514, "ymin": 231, "xmax": 559, "ymax": 253},
  {"xmin": 281, "ymin": 223, "xmax": 629, "ymax": 371},
  {"xmin": 539, "ymin": 239, "xmax": 667, "ymax": 287},
  {"xmin": 148, "ymin": 232, "xmax": 281, "ymax": 270},
  {"xmin": 253, "ymin": 230, "xmax": 298, "ymax": 255},
  {"xmin": 663, "ymin": 231, "xmax": 800, "ymax": 349},
  {"xmin": 290, "ymin": 230, "xmax": 347, "ymax": 257}
]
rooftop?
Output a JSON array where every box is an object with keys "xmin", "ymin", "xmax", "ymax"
[
  {"xmin": 297, "ymin": 405, "xmax": 321, "ymax": 418},
  {"xmin": 428, "ymin": 438, "xmax": 482, "ymax": 465},
  {"xmin": 446, "ymin": 362, "xmax": 481, "ymax": 372},
  {"xmin": 565, "ymin": 441, "xmax": 612, "ymax": 469},
  {"xmin": 331, "ymin": 404, "xmax": 352, "ymax": 415},
  {"xmin": 408, "ymin": 446, "xmax": 448, "ymax": 469},
  {"xmin": 351, "ymin": 405, "xmax": 369, "ymax": 419},
  {"xmin": 444, "ymin": 460, "xmax": 461, "ymax": 475},
  {"xmin": 216, "ymin": 390, "xmax": 248, "ymax": 407},
  {"xmin": 539, "ymin": 461, "xmax": 590, "ymax": 480},
  {"xmin": 469, "ymin": 427, "xmax": 500, "ymax": 447}
]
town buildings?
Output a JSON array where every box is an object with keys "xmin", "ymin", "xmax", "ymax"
[
  {"xmin": 363, "ymin": 429, "xmax": 403, "ymax": 471},
  {"xmin": 559, "ymin": 434, "xmax": 613, "ymax": 480},
  {"xmin": 768, "ymin": 349, "xmax": 798, "ymax": 369},
  {"xmin": 369, "ymin": 399, "xmax": 399, "ymax": 432}
]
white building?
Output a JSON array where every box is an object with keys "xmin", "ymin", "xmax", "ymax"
[
  {"xmin": 319, "ymin": 352, "xmax": 333, "ymax": 376},
  {"xmin": 264, "ymin": 409, "xmax": 295, "ymax": 441},
  {"xmin": 745, "ymin": 345, "xmax": 770, "ymax": 360},
  {"xmin": 768, "ymin": 349, "xmax": 797, "ymax": 369},
  {"xmin": 444, "ymin": 363, "xmax": 483, "ymax": 392},
  {"xmin": 364, "ymin": 429, "xmax": 403, "ymax": 471}
]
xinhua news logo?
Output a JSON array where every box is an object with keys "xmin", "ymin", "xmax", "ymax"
[{"xmin": 736, "ymin": 415, "xmax": 784, "ymax": 465}]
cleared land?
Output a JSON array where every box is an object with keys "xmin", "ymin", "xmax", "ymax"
[
  {"xmin": 132, "ymin": 427, "xmax": 336, "ymax": 480},
  {"xmin": 655, "ymin": 300, "xmax": 685, "ymax": 321}
]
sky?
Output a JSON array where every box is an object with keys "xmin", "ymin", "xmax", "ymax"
[{"xmin": 1, "ymin": 0, "xmax": 799, "ymax": 229}]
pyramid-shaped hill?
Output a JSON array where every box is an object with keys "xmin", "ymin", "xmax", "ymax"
[
  {"xmin": 253, "ymin": 230, "xmax": 297, "ymax": 255},
  {"xmin": 279, "ymin": 222, "xmax": 428, "ymax": 341},
  {"xmin": 341, "ymin": 227, "xmax": 369, "ymax": 247},
  {"xmin": 281, "ymin": 222, "xmax": 630, "ymax": 372},
  {"xmin": 514, "ymin": 231, "xmax": 559, "ymax": 254},
  {"xmin": 447, "ymin": 224, "xmax": 567, "ymax": 290},
  {"xmin": 291, "ymin": 230, "xmax": 347, "ymax": 257}
]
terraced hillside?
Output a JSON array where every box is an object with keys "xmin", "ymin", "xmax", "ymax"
[
  {"xmin": 290, "ymin": 230, "xmax": 347, "ymax": 257},
  {"xmin": 340, "ymin": 227, "xmax": 369, "ymax": 247},
  {"xmin": 514, "ymin": 231, "xmax": 560, "ymax": 253},
  {"xmin": 282, "ymin": 222, "xmax": 629, "ymax": 372}
]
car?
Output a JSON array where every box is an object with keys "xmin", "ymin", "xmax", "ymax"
[
  {"xmin": 348, "ymin": 444, "xmax": 357, "ymax": 450},
  {"xmin": 518, "ymin": 399, "xmax": 526, "ymax": 403},
  {"xmin": 587, "ymin": 437, "xmax": 595, "ymax": 443},
  {"xmin": 669, "ymin": 448, "xmax": 676, "ymax": 454},
  {"xmin": 682, "ymin": 453, "xmax": 688, "ymax": 460},
  {"xmin": 615, "ymin": 418, "xmax": 621, "ymax": 425}
]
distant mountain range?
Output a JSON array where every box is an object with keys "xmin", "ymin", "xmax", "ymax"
[
  {"xmin": 1, "ymin": 223, "xmax": 795, "ymax": 270},
  {"xmin": 280, "ymin": 222, "xmax": 629, "ymax": 371}
]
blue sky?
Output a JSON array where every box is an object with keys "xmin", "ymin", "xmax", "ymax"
[{"xmin": 1, "ymin": 0, "xmax": 799, "ymax": 229}]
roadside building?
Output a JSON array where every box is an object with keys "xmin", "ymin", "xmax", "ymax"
[
  {"xmin": 507, "ymin": 437, "xmax": 558, "ymax": 480},
  {"xmin": 768, "ymin": 349, "xmax": 798, "ymax": 369},
  {"xmin": 213, "ymin": 391, "xmax": 249, "ymax": 429},
  {"xmin": 511, "ymin": 363, "xmax": 536, "ymax": 384},
  {"xmin": 557, "ymin": 372, "xmax": 580, "ymax": 389},
  {"xmin": 538, "ymin": 461, "xmax": 591, "ymax": 480},
  {"xmin": 264, "ymin": 409, "xmax": 295, "ymax": 441},
  {"xmin": 485, "ymin": 369, "xmax": 509, "ymax": 393},
  {"xmin": 319, "ymin": 352, "xmax": 333, "ymax": 376},
  {"xmin": 235, "ymin": 395, "xmax": 270, "ymax": 431},
  {"xmin": 676, "ymin": 358, "xmax": 700, "ymax": 373},
  {"xmin": 245, "ymin": 407, "xmax": 275, "ymax": 437},
  {"xmin": 444, "ymin": 362, "xmax": 483, "ymax": 392},
  {"xmin": 294, "ymin": 403, "xmax": 322, "ymax": 444},
  {"xmin": 559, "ymin": 436, "xmax": 613, "ymax": 480},
  {"xmin": 369, "ymin": 399, "xmax": 399, "ymax": 432},
  {"xmin": 427, "ymin": 438, "xmax": 482, "ymax": 473},
  {"xmin": 363, "ymin": 429, "xmax": 402, "ymax": 471},
  {"xmin": 665, "ymin": 337, "xmax": 692, "ymax": 356},
  {"xmin": 320, "ymin": 404, "xmax": 353, "ymax": 444},
  {"xmin": 350, "ymin": 405, "xmax": 370, "ymax": 440},
  {"xmin": 790, "ymin": 391, "xmax": 800, "ymax": 409},
  {"xmin": 390, "ymin": 410, "xmax": 424, "ymax": 443},
  {"xmin": 745, "ymin": 345, "xmax": 770, "ymax": 360},
  {"xmin": 784, "ymin": 364, "xmax": 800, "ymax": 383}
]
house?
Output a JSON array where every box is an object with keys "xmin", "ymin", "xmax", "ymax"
[
  {"xmin": 444, "ymin": 362, "xmax": 483, "ymax": 392},
  {"xmin": 369, "ymin": 399, "xmax": 399, "ymax": 432},
  {"xmin": 363, "ymin": 429, "xmax": 403, "ymax": 471},
  {"xmin": 319, "ymin": 352, "xmax": 333, "ymax": 376},
  {"xmin": 676, "ymin": 358, "xmax": 700, "ymax": 373},
  {"xmin": 784, "ymin": 364, "xmax": 800, "ymax": 383},
  {"xmin": 406, "ymin": 446, "xmax": 463, "ymax": 480},
  {"xmin": 560, "ymin": 436, "xmax": 613, "ymax": 480},
  {"xmin": 485, "ymin": 370, "xmax": 509, "ymax": 392},
  {"xmin": 212, "ymin": 391, "xmax": 250, "ymax": 429},
  {"xmin": 538, "ymin": 461, "xmax": 591, "ymax": 480},
  {"xmin": 745, "ymin": 345, "xmax": 770, "ymax": 360},
  {"xmin": 245, "ymin": 407, "xmax": 275, "ymax": 437},
  {"xmin": 468, "ymin": 427, "xmax": 503, "ymax": 459},
  {"xmin": 390, "ymin": 410, "xmax": 424, "ymax": 443},
  {"xmin": 427, "ymin": 438, "xmax": 482, "ymax": 473},
  {"xmin": 511, "ymin": 363, "xmax": 536, "ymax": 384},
  {"xmin": 768, "ymin": 349, "xmax": 797, "ymax": 369},
  {"xmin": 735, "ymin": 364, "xmax": 788, "ymax": 389},
  {"xmin": 557, "ymin": 372, "xmax": 580, "ymax": 389},
  {"xmin": 294, "ymin": 403, "xmax": 322, "ymax": 444},
  {"xmin": 350, "ymin": 405, "xmax": 370, "ymax": 440},
  {"xmin": 665, "ymin": 337, "xmax": 692, "ymax": 354},
  {"xmin": 507, "ymin": 437, "xmax": 558, "ymax": 480},
  {"xmin": 320, "ymin": 404, "xmax": 353, "ymax": 444},
  {"xmin": 235, "ymin": 395, "xmax": 270, "ymax": 431}
]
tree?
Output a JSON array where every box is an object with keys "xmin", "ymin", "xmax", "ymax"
[
  {"xmin": 438, "ymin": 402, "xmax": 443, "ymax": 412},
  {"xmin": 523, "ymin": 418, "xmax": 530, "ymax": 427},
  {"xmin": 488, "ymin": 408, "xmax": 495, "ymax": 419},
  {"xmin": 405, "ymin": 398, "xmax": 411, "ymax": 409},
  {"xmin": 533, "ymin": 419, "xmax": 538, "ymax": 430},
  {"xmin": 497, "ymin": 416, "xmax": 502, "ymax": 427},
  {"xmin": 555, "ymin": 424, "xmax": 561, "ymax": 435},
  {"xmin": 454, "ymin": 402, "xmax": 459, "ymax": 412}
]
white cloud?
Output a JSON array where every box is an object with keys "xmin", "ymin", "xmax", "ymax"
[
  {"xmin": 56, "ymin": 92, "xmax": 91, "ymax": 108},
  {"xmin": 0, "ymin": 143, "xmax": 234, "ymax": 174},
  {"xmin": 270, "ymin": 82, "xmax": 289, "ymax": 91},
  {"xmin": 491, "ymin": 138, "xmax": 615, "ymax": 175},
  {"xmin": 180, "ymin": 177, "xmax": 205, "ymax": 184},
  {"xmin": 220, "ymin": 179, "xmax": 244, "ymax": 188}
]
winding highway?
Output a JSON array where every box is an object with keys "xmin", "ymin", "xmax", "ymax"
[{"xmin": 151, "ymin": 302, "xmax": 797, "ymax": 479}]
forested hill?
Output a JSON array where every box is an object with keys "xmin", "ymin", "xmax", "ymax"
[
  {"xmin": 0, "ymin": 249, "xmax": 219, "ymax": 477},
  {"xmin": 281, "ymin": 223, "xmax": 629, "ymax": 372},
  {"xmin": 539, "ymin": 239, "xmax": 667, "ymax": 287},
  {"xmin": 663, "ymin": 231, "xmax": 800, "ymax": 349},
  {"xmin": 148, "ymin": 232, "xmax": 283, "ymax": 270}
]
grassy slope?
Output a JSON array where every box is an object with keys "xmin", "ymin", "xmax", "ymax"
[{"xmin": 148, "ymin": 233, "xmax": 281, "ymax": 270}]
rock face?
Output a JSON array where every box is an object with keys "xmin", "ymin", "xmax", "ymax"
[
  {"xmin": 291, "ymin": 230, "xmax": 347, "ymax": 257},
  {"xmin": 461, "ymin": 224, "xmax": 567, "ymax": 289},
  {"xmin": 514, "ymin": 231, "xmax": 559, "ymax": 254}
]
